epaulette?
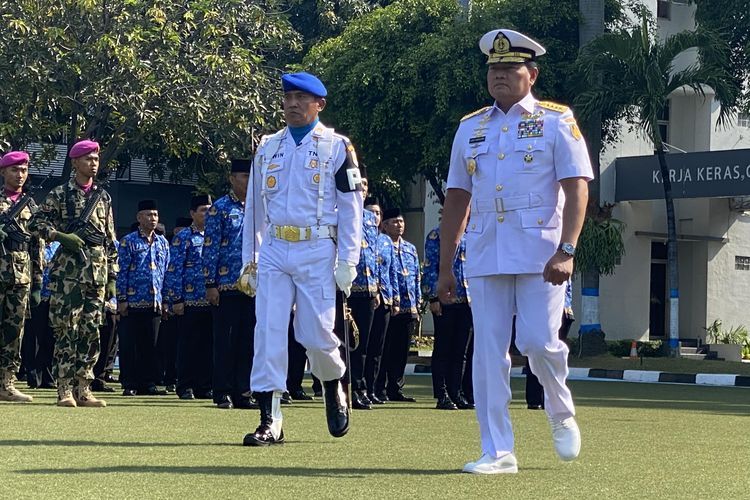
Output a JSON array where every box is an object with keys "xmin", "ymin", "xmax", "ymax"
[
  {"xmin": 461, "ymin": 106, "xmax": 491, "ymax": 122},
  {"xmin": 537, "ymin": 101, "xmax": 569, "ymax": 113}
]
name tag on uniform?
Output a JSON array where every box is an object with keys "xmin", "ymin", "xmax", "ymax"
[{"xmin": 469, "ymin": 136, "xmax": 486, "ymax": 144}]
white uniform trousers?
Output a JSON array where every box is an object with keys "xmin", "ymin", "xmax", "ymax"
[
  {"xmin": 250, "ymin": 237, "xmax": 346, "ymax": 392},
  {"xmin": 469, "ymin": 274, "xmax": 576, "ymax": 457}
]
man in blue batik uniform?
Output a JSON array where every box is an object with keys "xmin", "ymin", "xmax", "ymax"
[
  {"xmin": 165, "ymin": 195, "xmax": 214, "ymax": 402},
  {"xmin": 203, "ymin": 159, "xmax": 255, "ymax": 409},
  {"xmin": 348, "ymin": 177, "xmax": 380, "ymax": 410},
  {"xmin": 117, "ymin": 199, "xmax": 170, "ymax": 396},
  {"xmin": 374, "ymin": 207, "xmax": 420, "ymax": 403},
  {"xmin": 423, "ymin": 225, "xmax": 473, "ymax": 410}
]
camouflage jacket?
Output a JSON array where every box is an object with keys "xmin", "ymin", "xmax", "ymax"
[
  {"xmin": 29, "ymin": 178, "xmax": 118, "ymax": 287},
  {"xmin": 0, "ymin": 191, "xmax": 43, "ymax": 289}
]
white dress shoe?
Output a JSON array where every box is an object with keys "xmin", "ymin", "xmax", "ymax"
[
  {"xmin": 549, "ymin": 416, "xmax": 581, "ymax": 461},
  {"xmin": 462, "ymin": 453, "xmax": 518, "ymax": 474}
]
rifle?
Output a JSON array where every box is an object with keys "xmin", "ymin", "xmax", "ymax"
[
  {"xmin": 63, "ymin": 169, "xmax": 112, "ymax": 261},
  {"xmin": 0, "ymin": 173, "xmax": 53, "ymax": 257}
]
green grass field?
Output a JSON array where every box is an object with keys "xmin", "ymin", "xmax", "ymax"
[{"xmin": 1, "ymin": 377, "xmax": 748, "ymax": 499}]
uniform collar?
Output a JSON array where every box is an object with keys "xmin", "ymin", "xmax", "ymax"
[
  {"xmin": 229, "ymin": 190, "xmax": 241, "ymax": 203},
  {"xmin": 285, "ymin": 121, "xmax": 328, "ymax": 148},
  {"xmin": 491, "ymin": 93, "xmax": 537, "ymax": 116}
]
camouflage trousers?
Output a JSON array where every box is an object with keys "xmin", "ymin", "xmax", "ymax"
[
  {"xmin": 0, "ymin": 280, "xmax": 30, "ymax": 374},
  {"xmin": 48, "ymin": 279, "xmax": 105, "ymax": 381}
]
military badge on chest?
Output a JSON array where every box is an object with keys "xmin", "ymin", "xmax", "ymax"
[
  {"xmin": 517, "ymin": 117, "xmax": 544, "ymax": 139},
  {"xmin": 466, "ymin": 113, "xmax": 491, "ymax": 176}
]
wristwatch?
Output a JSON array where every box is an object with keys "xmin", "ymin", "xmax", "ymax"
[{"xmin": 558, "ymin": 242, "xmax": 576, "ymax": 257}]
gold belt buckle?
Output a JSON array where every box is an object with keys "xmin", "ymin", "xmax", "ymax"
[{"xmin": 282, "ymin": 226, "xmax": 301, "ymax": 242}]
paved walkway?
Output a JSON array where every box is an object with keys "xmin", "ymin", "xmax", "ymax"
[{"xmin": 405, "ymin": 363, "xmax": 750, "ymax": 388}]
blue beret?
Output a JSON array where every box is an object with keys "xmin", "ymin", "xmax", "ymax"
[{"xmin": 281, "ymin": 72, "xmax": 327, "ymax": 97}]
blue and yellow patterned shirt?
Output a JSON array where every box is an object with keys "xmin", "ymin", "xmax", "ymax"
[
  {"xmin": 164, "ymin": 225, "xmax": 209, "ymax": 307},
  {"xmin": 376, "ymin": 233, "xmax": 399, "ymax": 306},
  {"xmin": 116, "ymin": 229, "xmax": 170, "ymax": 310},
  {"xmin": 203, "ymin": 191, "xmax": 244, "ymax": 292},
  {"xmin": 392, "ymin": 237, "xmax": 421, "ymax": 316},
  {"xmin": 351, "ymin": 209, "xmax": 379, "ymax": 297},
  {"xmin": 422, "ymin": 226, "xmax": 469, "ymax": 304},
  {"xmin": 40, "ymin": 241, "xmax": 61, "ymax": 301}
]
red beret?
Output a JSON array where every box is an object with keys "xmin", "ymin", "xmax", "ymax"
[
  {"xmin": 0, "ymin": 151, "xmax": 30, "ymax": 169},
  {"xmin": 68, "ymin": 140, "xmax": 100, "ymax": 159}
]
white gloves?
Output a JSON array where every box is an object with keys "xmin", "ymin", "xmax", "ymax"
[
  {"xmin": 236, "ymin": 262, "xmax": 258, "ymax": 297},
  {"xmin": 334, "ymin": 261, "xmax": 357, "ymax": 297}
]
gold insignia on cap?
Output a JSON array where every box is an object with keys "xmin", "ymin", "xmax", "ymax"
[
  {"xmin": 493, "ymin": 34, "xmax": 511, "ymax": 55},
  {"xmin": 466, "ymin": 158, "xmax": 477, "ymax": 176},
  {"xmin": 266, "ymin": 175, "xmax": 277, "ymax": 189}
]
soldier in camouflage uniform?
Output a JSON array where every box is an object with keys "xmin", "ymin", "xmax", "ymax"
[
  {"xmin": 0, "ymin": 151, "xmax": 43, "ymax": 403},
  {"xmin": 29, "ymin": 140, "xmax": 118, "ymax": 408}
]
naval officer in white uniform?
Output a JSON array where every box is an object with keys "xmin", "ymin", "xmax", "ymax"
[
  {"xmin": 240, "ymin": 72, "xmax": 363, "ymax": 446},
  {"xmin": 438, "ymin": 29, "xmax": 593, "ymax": 473}
]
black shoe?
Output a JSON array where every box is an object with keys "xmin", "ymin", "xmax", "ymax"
[
  {"xmin": 103, "ymin": 374, "xmax": 119, "ymax": 383},
  {"xmin": 194, "ymin": 389, "xmax": 213, "ymax": 399},
  {"xmin": 323, "ymin": 380, "xmax": 350, "ymax": 437},
  {"xmin": 179, "ymin": 389, "xmax": 195, "ymax": 400},
  {"xmin": 313, "ymin": 390, "xmax": 322, "ymax": 398},
  {"xmin": 39, "ymin": 381, "xmax": 56, "ymax": 389},
  {"xmin": 164, "ymin": 384, "xmax": 176, "ymax": 394},
  {"xmin": 280, "ymin": 391, "xmax": 293, "ymax": 405},
  {"xmin": 216, "ymin": 394, "xmax": 234, "ymax": 409},
  {"xmin": 358, "ymin": 391, "xmax": 372, "ymax": 406},
  {"xmin": 26, "ymin": 373, "xmax": 39, "ymax": 389},
  {"xmin": 388, "ymin": 391, "xmax": 416, "ymax": 403},
  {"xmin": 235, "ymin": 396, "xmax": 259, "ymax": 410},
  {"xmin": 242, "ymin": 392, "xmax": 284, "ymax": 446},
  {"xmin": 527, "ymin": 404, "xmax": 544, "ymax": 410},
  {"xmin": 453, "ymin": 394, "xmax": 475, "ymax": 410},
  {"xmin": 91, "ymin": 380, "xmax": 115, "ymax": 393},
  {"xmin": 122, "ymin": 389, "xmax": 137, "ymax": 397},
  {"xmin": 368, "ymin": 393, "xmax": 385, "ymax": 405},
  {"xmin": 141, "ymin": 386, "xmax": 167, "ymax": 396},
  {"xmin": 351, "ymin": 392, "xmax": 372, "ymax": 410},
  {"xmin": 373, "ymin": 391, "xmax": 388, "ymax": 402},
  {"xmin": 436, "ymin": 396, "xmax": 458, "ymax": 410},
  {"xmin": 290, "ymin": 389, "xmax": 313, "ymax": 401}
]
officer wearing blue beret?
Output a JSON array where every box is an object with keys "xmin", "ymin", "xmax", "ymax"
[{"xmin": 241, "ymin": 71, "xmax": 363, "ymax": 445}]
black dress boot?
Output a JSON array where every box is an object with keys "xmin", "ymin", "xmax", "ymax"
[
  {"xmin": 323, "ymin": 380, "xmax": 350, "ymax": 438},
  {"xmin": 243, "ymin": 391, "xmax": 284, "ymax": 446}
]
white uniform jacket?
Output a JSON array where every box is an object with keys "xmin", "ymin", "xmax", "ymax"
[
  {"xmin": 446, "ymin": 94, "xmax": 594, "ymax": 277},
  {"xmin": 242, "ymin": 122, "xmax": 363, "ymax": 266}
]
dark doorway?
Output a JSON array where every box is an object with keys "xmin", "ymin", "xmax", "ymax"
[{"xmin": 649, "ymin": 242, "xmax": 667, "ymax": 338}]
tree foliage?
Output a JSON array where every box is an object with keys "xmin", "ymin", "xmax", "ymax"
[
  {"xmin": 692, "ymin": 0, "xmax": 750, "ymax": 113},
  {"xmin": 305, "ymin": 0, "xmax": 583, "ymax": 204},
  {"xmin": 0, "ymin": 0, "xmax": 298, "ymax": 187},
  {"xmin": 286, "ymin": 0, "xmax": 386, "ymax": 51}
]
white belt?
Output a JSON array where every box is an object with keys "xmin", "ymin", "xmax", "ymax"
[
  {"xmin": 472, "ymin": 193, "xmax": 546, "ymax": 213},
  {"xmin": 269, "ymin": 224, "xmax": 337, "ymax": 242}
]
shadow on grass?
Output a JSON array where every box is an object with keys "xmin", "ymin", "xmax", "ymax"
[
  {"xmin": 0, "ymin": 439, "xmax": 197, "ymax": 448},
  {"xmin": 14, "ymin": 464, "xmax": 538, "ymax": 477}
]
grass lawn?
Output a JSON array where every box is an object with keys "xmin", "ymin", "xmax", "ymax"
[{"xmin": 1, "ymin": 377, "xmax": 748, "ymax": 499}]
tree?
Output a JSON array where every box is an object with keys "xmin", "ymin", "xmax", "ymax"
[
  {"xmin": 574, "ymin": 12, "xmax": 739, "ymax": 355},
  {"xmin": 305, "ymin": 0, "xmax": 582, "ymax": 204},
  {"xmin": 692, "ymin": 0, "xmax": 750, "ymax": 112},
  {"xmin": 0, "ymin": 0, "xmax": 298, "ymax": 187},
  {"xmin": 286, "ymin": 0, "xmax": 385, "ymax": 51}
]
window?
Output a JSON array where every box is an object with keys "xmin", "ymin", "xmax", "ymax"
[
  {"xmin": 657, "ymin": 101, "xmax": 670, "ymax": 145},
  {"xmin": 657, "ymin": 0, "xmax": 671, "ymax": 19},
  {"xmin": 738, "ymin": 113, "xmax": 750, "ymax": 128},
  {"xmin": 735, "ymin": 256, "xmax": 750, "ymax": 271}
]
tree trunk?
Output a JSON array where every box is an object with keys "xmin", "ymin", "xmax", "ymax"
[
  {"xmin": 59, "ymin": 112, "xmax": 79, "ymax": 185},
  {"xmin": 656, "ymin": 146, "xmax": 680, "ymax": 357},
  {"xmin": 425, "ymin": 170, "xmax": 445, "ymax": 206},
  {"xmin": 578, "ymin": 0, "xmax": 605, "ymax": 337}
]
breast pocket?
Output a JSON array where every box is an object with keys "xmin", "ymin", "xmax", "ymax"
[
  {"xmin": 464, "ymin": 143, "xmax": 490, "ymax": 180},
  {"xmin": 520, "ymin": 208, "xmax": 560, "ymax": 229},
  {"xmin": 513, "ymin": 139, "xmax": 548, "ymax": 173}
]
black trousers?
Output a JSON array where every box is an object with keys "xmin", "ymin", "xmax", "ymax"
[
  {"xmin": 157, "ymin": 313, "xmax": 178, "ymax": 386},
  {"xmin": 375, "ymin": 312, "xmax": 416, "ymax": 397},
  {"xmin": 347, "ymin": 294, "xmax": 376, "ymax": 392},
  {"xmin": 23, "ymin": 301, "xmax": 55, "ymax": 385},
  {"xmin": 365, "ymin": 303, "xmax": 391, "ymax": 395},
  {"xmin": 93, "ymin": 311, "xmax": 118, "ymax": 381},
  {"xmin": 431, "ymin": 303, "xmax": 473, "ymax": 400},
  {"xmin": 119, "ymin": 309, "xmax": 161, "ymax": 391},
  {"xmin": 176, "ymin": 306, "xmax": 213, "ymax": 395},
  {"xmin": 525, "ymin": 314, "xmax": 575, "ymax": 407},
  {"xmin": 212, "ymin": 292, "xmax": 254, "ymax": 402}
]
